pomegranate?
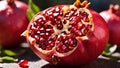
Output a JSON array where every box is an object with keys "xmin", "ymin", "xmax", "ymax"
[
  {"xmin": 100, "ymin": 4, "xmax": 120, "ymax": 46},
  {"xmin": 23, "ymin": 0, "xmax": 109, "ymax": 65},
  {"xmin": 0, "ymin": 0, "xmax": 28, "ymax": 47}
]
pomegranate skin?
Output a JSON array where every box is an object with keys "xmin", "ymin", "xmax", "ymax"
[
  {"xmin": 23, "ymin": 0, "xmax": 109, "ymax": 65},
  {"xmin": 0, "ymin": 0, "xmax": 28, "ymax": 47},
  {"xmin": 100, "ymin": 5, "xmax": 120, "ymax": 46}
]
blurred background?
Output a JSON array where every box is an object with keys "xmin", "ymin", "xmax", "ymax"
[{"xmin": 21, "ymin": 0, "xmax": 120, "ymax": 12}]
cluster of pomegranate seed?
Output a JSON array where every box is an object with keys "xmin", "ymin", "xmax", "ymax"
[
  {"xmin": 65, "ymin": 10, "xmax": 92, "ymax": 36},
  {"xmin": 56, "ymin": 34, "xmax": 77, "ymax": 53},
  {"xmin": 28, "ymin": 4, "xmax": 93, "ymax": 53}
]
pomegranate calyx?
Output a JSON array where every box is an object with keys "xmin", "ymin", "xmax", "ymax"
[
  {"xmin": 7, "ymin": 0, "xmax": 15, "ymax": 5},
  {"xmin": 74, "ymin": 0, "xmax": 90, "ymax": 8},
  {"xmin": 109, "ymin": 4, "xmax": 120, "ymax": 16}
]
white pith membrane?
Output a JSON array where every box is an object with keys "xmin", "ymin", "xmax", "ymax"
[{"xmin": 22, "ymin": 0, "xmax": 94, "ymax": 64}]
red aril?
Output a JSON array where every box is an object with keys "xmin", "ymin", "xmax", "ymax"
[
  {"xmin": 100, "ymin": 4, "xmax": 120, "ymax": 47},
  {"xmin": 0, "ymin": 0, "xmax": 28, "ymax": 47},
  {"xmin": 19, "ymin": 59, "xmax": 28, "ymax": 68},
  {"xmin": 23, "ymin": 0, "xmax": 109, "ymax": 65}
]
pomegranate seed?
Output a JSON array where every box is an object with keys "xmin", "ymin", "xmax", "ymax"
[
  {"xmin": 40, "ymin": 46, "xmax": 46, "ymax": 50},
  {"xmin": 69, "ymin": 39, "xmax": 74, "ymax": 45},
  {"xmin": 84, "ymin": 28, "xmax": 89, "ymax": 34},
  {"xmin": 63, "ymin": 20, "xmax": 67, "ymax": 24},
  {"xmin": 68, "ymin": 46, "xmax": 73, "ymax": 50},
  {"xmin": 87, "ymin": 24, "xmax": 92, "ymax": 29},
  {"xmin": 56, "ymin": 47, "xmax": 60, "ymax": 51},
  {"xmin": 71, "ymin": 27, "xmax": 77, "ymax": 33},
  {"xmin": 56, "ymin": 41, "xmax": 61, "ymax": 47},
  {"xmin": 45, "ymin": 32, "xmax": 50, "ymax": 36},
  {"xmin": 75, "ymin": 30, "xmax": 81, "ymax": 36},
  {"xmin": 53, "ymin": 13, "xmax": 59, "ymax": 17},
  {"xmin": 18, "ymin": 59, "xmax": 28, "ymax": 68},
  {"xmin": 51, "ymin": 35, "xmax": 57, "ymax": 41},
  {"xmin": 57, "ymin": 24, "xmax": 63, "ymax": 30},
  {"xmin": 62, "ymin": 45, "xmax": 67, "ymax": 51},
  {"xmin": 50, "ymin": 42, "xmax": 54, "ymax": 47},
  {"xmin": 64, "ymin": 40, "xmax": 69, "ymax": 44},
  {"xmin": 43, "ymin": 23, "xmax": 49, "ymax": 28},
  {"xmin": 36, "ymin": 31, "xmax": 40, "ymax": 34},
  {"xmin": 46, "ymin": 29, "xmax": 52, "ymax": 32},
  {"xmin": 34, "ymin": 35, "xmax": 39, "ymax": 40},
  {"xmin": 39, "ymin": 27, "xmax": 44, "ymax": 31},
  {"xmin": 46, "ymin": 45, "xmax": 52, "ymax": 50},
  {"xmin": 66, "ymin": 35, "xmax": 71, "ymax": 39},
  {"xmin": 84, "ymin": 17, "xmax": 89, "ymax": 22},
  {"xmin": 39, "ymin": 37, "xmax": 46, "ymax": 43}
]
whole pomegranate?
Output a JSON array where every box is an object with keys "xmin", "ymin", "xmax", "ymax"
[
  {"xmin": 0, "ymin": 0, "xmax": 28, "ymax": 47},
  {"xmin": 100, "ymin": 4, "xmax": 120, "ymax": 46},
  {"xmin": 23, "ymin": 0, "xmax": 109, "ymax": 65}
]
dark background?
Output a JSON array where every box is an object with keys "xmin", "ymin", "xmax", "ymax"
[{"xmin": 21, "ymin": 0, "xmax": 120, "ymax": 12}]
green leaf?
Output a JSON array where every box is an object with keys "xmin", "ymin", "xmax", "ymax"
[
  {"xmin": 2, "ymin": 50, "xmax": 17, "ymax": 57},
  {"xmin": 0, "ymin": 56, "xmax": 18, "ymax": 63},
  {"xmin": 29, "ymin": 0, "xmax": 40, "ymax": 14},
  {"xmin": 102, "ymin": 44, "xmax": 117, "ymax": 56},
  {"xmin": 27, "ymin": 0, "xmax": 40, "ymax": 21},
  {"xmin": 102, "ymin": 44, "xmax": 120, "ymax": 60},
  {"xmin": 27, "ymin": 8, "xmax": 35, "ymax": 21}
]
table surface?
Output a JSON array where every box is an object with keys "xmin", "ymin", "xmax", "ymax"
[{"xmin": 1, "ymin": 44, "xmax": 120, "ymax": 68}]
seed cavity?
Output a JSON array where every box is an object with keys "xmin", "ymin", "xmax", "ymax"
[{"xmin": 56, "ymin": 34, "xmax": 77, "ymax": 53}]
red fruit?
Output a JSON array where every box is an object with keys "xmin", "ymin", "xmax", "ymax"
[
  {"xmin": 19, "ymin": 59, "xmax": 28, "ymax": 68},
  {"xmin": 0, "ymin": 0, "xmax": 28, "ymax": 47},
  {"xmin": 100, "ymin": 4, "xmax": 120, "ymax": 46},
  {"xmin": 23, "ymin": 0, "xmax": 109, "ymax": 65}
]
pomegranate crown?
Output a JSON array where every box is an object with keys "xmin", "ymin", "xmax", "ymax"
[
  {"xmin": 7, "ymin": 0, "xmax": 15, "ymax": 4},
  {"xmin": 109, "ymin": 4, "xmax": 120, "ymax": 15},
  {"xmin": 74, "ymin": 0, "xmax": 90, "ymax": 8}
]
